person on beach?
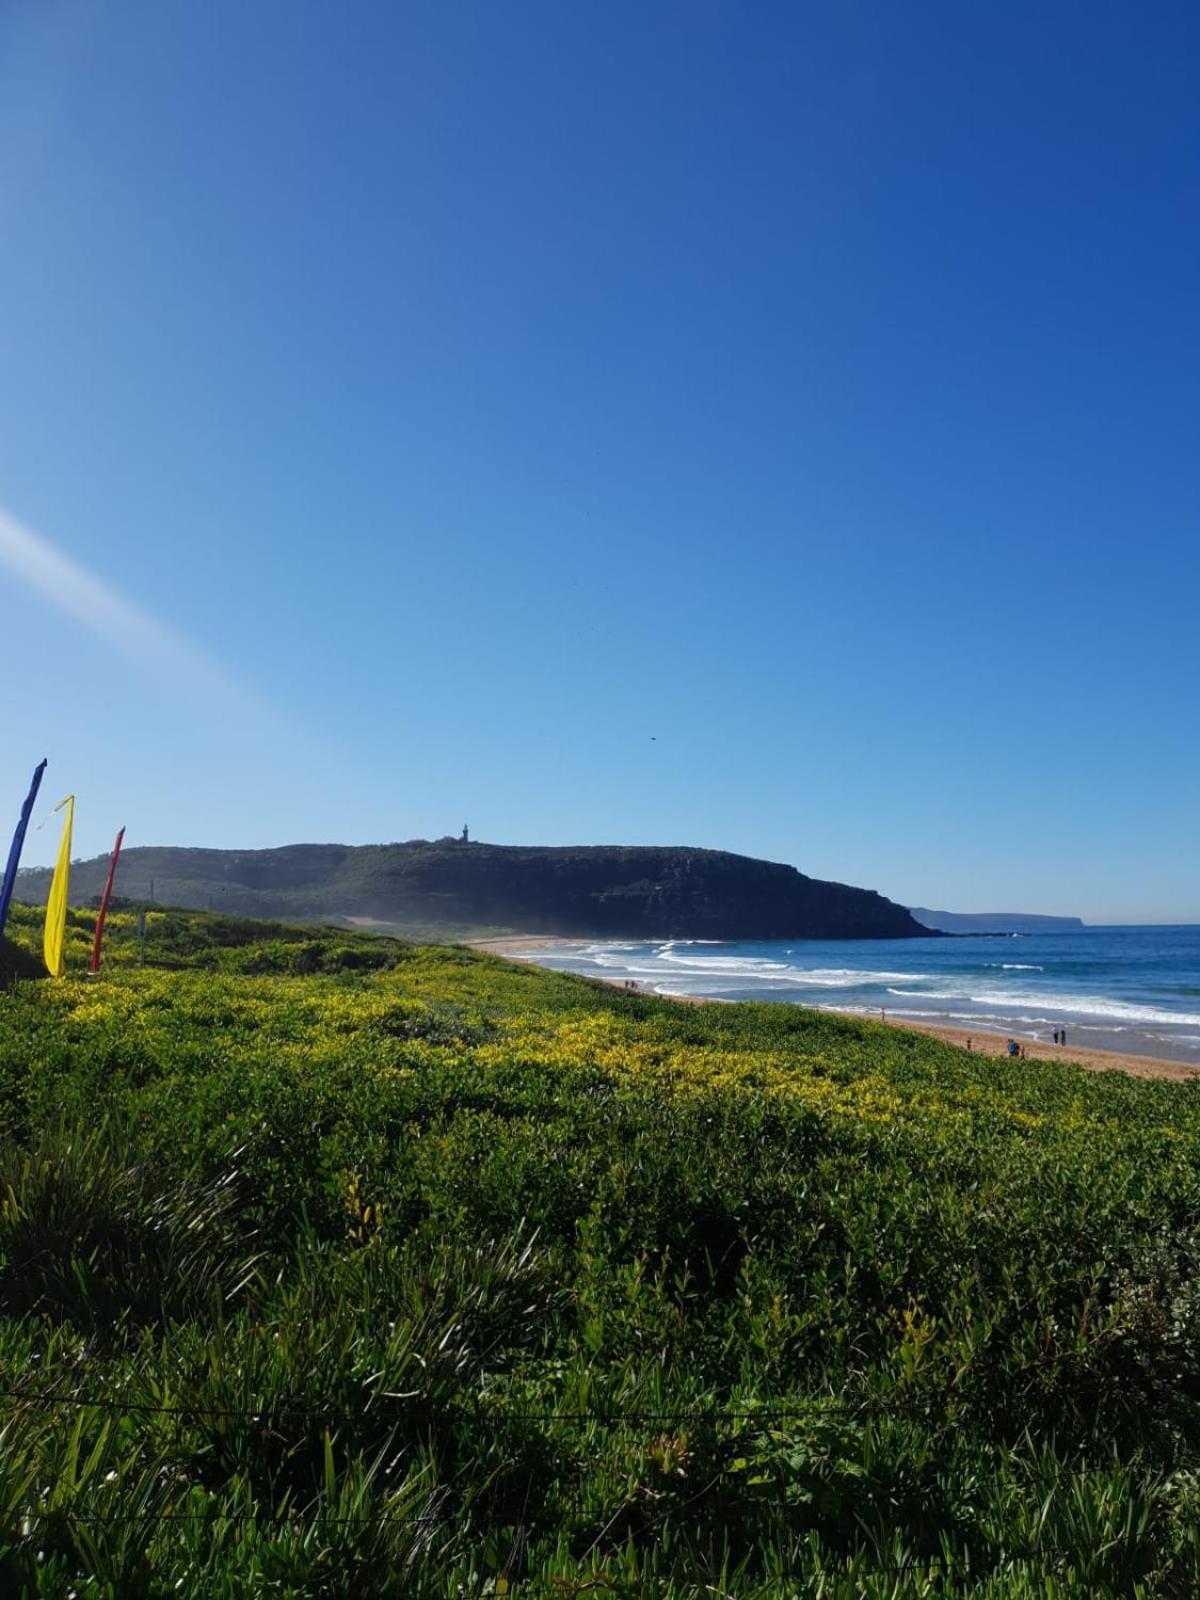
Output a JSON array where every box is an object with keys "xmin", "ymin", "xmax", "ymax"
[
  {"xmin": 1007, "ymin": 1038, "xmax": 1019, "ymax": 1057},
  {"xmin": 1060, "ymin": 1028, "xmax": 1066, "ymax": 1047},
  {"xmin": 966, "ymin": 1037, "xmax": 973, "ymax": 1051}
]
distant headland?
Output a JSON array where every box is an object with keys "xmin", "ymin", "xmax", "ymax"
[
  {"xmin": 17, "ymin": 839, "xmax": 931, "ymax": 943},
  {"xmin": 908, "ymin": 907, "xmax": 1085, "ymax": 934}
]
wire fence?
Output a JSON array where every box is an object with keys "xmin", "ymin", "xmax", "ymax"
[
  {"xmin": 0, "ymin": 1383, "xmax": 1163, "ymax": 1585},
  {"xmin": 0, "ymin": 1383, "xmax": 909, "ymax": 1426}
]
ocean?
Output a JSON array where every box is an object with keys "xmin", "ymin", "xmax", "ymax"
[{"xmin": 514, "ymin": 926, "xmax": 1200, "ymax": 1065}]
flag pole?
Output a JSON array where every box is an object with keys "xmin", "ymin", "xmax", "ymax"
[
  {"xmin": 89, "ymin": 826, "xmax": 126, "ymax": 974},
  {"xmin": 0, "ymin": 759, "xmax": 48, "ymax": 940}
]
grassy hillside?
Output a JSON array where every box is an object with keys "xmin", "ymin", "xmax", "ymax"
[
  {"xmin": 15, "ymin": 839, "xmax": 929, "ymax": 941},
  {"xmin": 2, "ymin": 903, "xmax": 1200, "ymax": 1595}
]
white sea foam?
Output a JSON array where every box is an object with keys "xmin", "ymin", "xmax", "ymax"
[
  {"xmin": 993, "ymin": 992, "xmax": 1200, "ymax": 1027},
  {"xmin": 886, "ymin": 988, "xmax": 971, "ymax": 1000},
  {"xmin": 531, "ymin": 940, "xmax": 1200, "ymax": 1042},
  {"xmin": 654, "ymin": 953, "xmax": 792, "ymax": 974},
  {"xmin": 651, "ymin": 948, "xmax": 931, "ymax": 987},
  {"xmin": 585, "ymin": 947, "xmax": 653, "ymax": 969},
  {"xmin": 825, "ymin": 1004, "xmax": 1139, "ymax": 1037},
  {"xmin": 882, "ymin": 987, "xmax": 1200, "ymax": 1028}
]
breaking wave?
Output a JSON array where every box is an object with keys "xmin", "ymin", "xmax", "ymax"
[
  {"xmin": 514, "ymin": 932, "xmax": 1200, "ymax": 1061},
  {"xmin": 884, "ymin": 987, "xmax": 1200, "ymax": 1028}
]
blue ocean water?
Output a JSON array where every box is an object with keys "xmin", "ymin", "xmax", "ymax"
[{"xmin": 517, "ymin": 927, "xmax": 1200, "ymax": 1064}]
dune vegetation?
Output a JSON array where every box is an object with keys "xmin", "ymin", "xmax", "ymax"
[{"xmin": 1, "ymin": 901, "xmax": 1200, "ymax": 1596}]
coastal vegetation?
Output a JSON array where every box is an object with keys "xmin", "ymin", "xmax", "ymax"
[
  {"xmin": 15, "ymin": 839, "xmax": 928, "ymax": 941},
  {"xmin": 1, "ymin": 902, "xmax": 1200, "ymax": 1595}
]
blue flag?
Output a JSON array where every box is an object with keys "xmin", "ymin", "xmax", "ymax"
[{"xmin": 0, "ymin": 759, "xmax": 48, "ymax": 940}]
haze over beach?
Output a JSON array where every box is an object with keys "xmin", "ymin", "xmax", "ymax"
[{"xmin": 3, "ymin": 5, "xmax": 1200, "ymax": 1594}]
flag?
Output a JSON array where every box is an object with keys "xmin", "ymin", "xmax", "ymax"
[
  {"xmin": 89, "ymin": 826, "xmax": 125, "ymax": 974},
  {"xmin": 0, "ymin": 759, "xmax": 48, "ymax": 940},
  {"xmin": 43, "ymin": 795, "xmax": 74, "ymax": 978}
]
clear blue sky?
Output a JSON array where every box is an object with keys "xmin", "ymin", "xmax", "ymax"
[{"xmin": 2, "ymin": 0, "xmax": 1196, "ymax": 923}]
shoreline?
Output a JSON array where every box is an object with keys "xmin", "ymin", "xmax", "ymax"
[
  {"xmin": 823, "ymin": 1009, "xmax": 1200, "ymax": 1083},
  {"xmin": 468, "ymin": 935, "xmax": 585, "ymax": 954},
  {"xmin": 472, "ymin": 939, "xmax": 1200, "ymax": 1084}
]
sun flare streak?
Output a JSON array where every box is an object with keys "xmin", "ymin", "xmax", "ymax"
[{"xmin": 0, "ymin": 505, "xmax": 239, "ymax": 698}]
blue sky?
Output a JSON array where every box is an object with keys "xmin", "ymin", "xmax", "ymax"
[{"xmin": 1, "ymin": 0, "xmax": 1196, "ymax": 922}]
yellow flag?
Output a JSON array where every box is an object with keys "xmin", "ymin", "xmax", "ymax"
[{"xmin": 43, "ymin": 795, "xmax": 74, "ymax": 978}]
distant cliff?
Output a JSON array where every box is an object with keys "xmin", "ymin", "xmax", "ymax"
[
  {"xmin": 17, "ymin": 840, "xmax": 930, "ymax": 941},
  {"xmin": 908, "ymin": 907, "xmax": 1085, "ymax": 934}
]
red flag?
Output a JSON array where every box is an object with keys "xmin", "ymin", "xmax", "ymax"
[{"xmin": 89, "ymin": 827, "xmax": 126, "ymax": 974}]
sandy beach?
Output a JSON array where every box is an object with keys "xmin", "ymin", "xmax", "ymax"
[
  {"xmin": 471, "ymin": 939, "xmax": 1200, "ymax": 1085},
  {"xmin": 825, "ymin": 1011, "xmax": 1200, "ymax": 1083}
]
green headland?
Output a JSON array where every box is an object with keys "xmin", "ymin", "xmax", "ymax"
[{"xmin": 15, "ymin": 839, "xmax": 929, "ymax": 942}]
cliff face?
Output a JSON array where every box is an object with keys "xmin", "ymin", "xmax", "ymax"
[{"xmin": 17, "ymin": 841, "xmax": 930, "ymax": 941}]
